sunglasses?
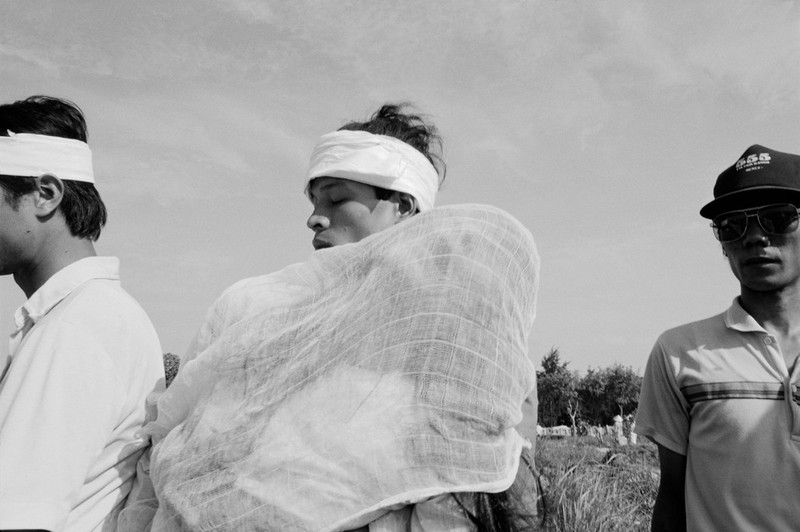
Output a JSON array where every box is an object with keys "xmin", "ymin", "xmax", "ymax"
[{"xmin": 712, "ymin": 204, "xmax": 800, "ymax": 243}]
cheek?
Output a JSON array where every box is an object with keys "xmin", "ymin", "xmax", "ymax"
[
  {"xmin": 362, "ymin": 207, "xmax": 398, "ymax": 235},
  {"xmin": 331, "ymin": 204, "xmax": 372, "ymax": 231},
  {"xmin": 343, "ymin": 206, "xmax": 396, "ymax": 239}
]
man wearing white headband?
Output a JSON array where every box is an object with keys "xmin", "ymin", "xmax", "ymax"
[
  {"xmin": 301, "ymin": 105, "xmax": 537, "ymax": 529},
  {"xmin": 0, "ymin": 96, "xmax": 164, "ymax": 532},
  {"xmin": 303, "ymin": 105, "xmax": 444, "ymax": 250},
  {"xmin": 121, "ymin": 104, "xmax": 541, "ymax": 531}
]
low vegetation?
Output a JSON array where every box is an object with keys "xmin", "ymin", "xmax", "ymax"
[{"xmin": 533, "ymin": 435, "xmax": 659, "ymax": 531}]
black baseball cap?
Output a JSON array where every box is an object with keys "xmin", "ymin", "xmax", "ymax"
[{"xmin": 700, "ymin": 144, "xmax": 800, "ymax": 219}]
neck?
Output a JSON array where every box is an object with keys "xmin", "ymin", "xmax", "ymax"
[
  {"xmin": 739, "ymin": 285, "xmax": 800, "ymax": 335},
  {"xmin": 14, "ymin": 237, "xmax": 97, "ymax": 298}
]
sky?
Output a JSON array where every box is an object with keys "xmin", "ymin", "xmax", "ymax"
[{"xmin": 1, "ymin": 0, "xmax": 799, "ymax": 374}]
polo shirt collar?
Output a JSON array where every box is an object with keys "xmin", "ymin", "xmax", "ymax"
[
  {"xmin": 14, "ymin": 256, "xmax": 120, "ymax": 331},
  {"xmin": 724, "ymin": 297, "xmax": 768, "ymax": 334}
]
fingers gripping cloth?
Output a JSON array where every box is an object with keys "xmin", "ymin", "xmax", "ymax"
[{"xmin": 144, "ymin": 204, "xmax": 539, "ymax": 531}]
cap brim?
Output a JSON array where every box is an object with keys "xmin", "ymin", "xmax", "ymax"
[{"xmin": 700, "ymin": 186, "xmax": 800, "ymax": 219}]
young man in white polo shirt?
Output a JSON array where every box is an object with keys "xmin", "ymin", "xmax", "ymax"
[
  {"xmin": 0, "ymin": 96, "xmax": 164, "ymax": 532},
  {"xmin": 636, "ymin": 144, "xmax": 800, "ymax": 531}
]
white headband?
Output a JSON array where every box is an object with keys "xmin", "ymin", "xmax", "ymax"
[
  {"xmin": 304, "ymin": 130, "xmax": 439, "ymax": 211},
  {"xmin": 0, "ymin": 131, "xmax": 94, "ymax": 183}
]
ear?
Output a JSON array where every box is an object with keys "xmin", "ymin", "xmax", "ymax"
[
  {"xmin": 396, "ymin": 192, "xmax": 418, "ymax": 222},
  {"xmin": 33, "ymin": 174, "xmax": 65, "ymax": 217}
]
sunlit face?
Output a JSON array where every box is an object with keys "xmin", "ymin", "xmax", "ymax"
[
  {"xmin": 306, "ymin": 177, "xmax": 401, "ymax": 249},
  {"xmin": 720, "ymin": 204, "xmax": 800, "ymax": 294}
]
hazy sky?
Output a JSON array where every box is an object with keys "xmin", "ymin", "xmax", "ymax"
[{"xmin": 2, "ymin": 0, "xmax": 799, "ymax": 373}]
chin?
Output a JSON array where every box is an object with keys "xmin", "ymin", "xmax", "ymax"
[{"xmin": 741, "ymin": 278, "xmax": 791, "ymax": 293}]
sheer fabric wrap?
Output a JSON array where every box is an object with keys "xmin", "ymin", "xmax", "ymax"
[{"xmin": 131, "ymin": 204, "xmax": 539, "ymax": 531}]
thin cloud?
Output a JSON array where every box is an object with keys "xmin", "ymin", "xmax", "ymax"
[
  {"xmin": 208, "ymin": 0, "xmax": 277, "ymax": 22},
  {"xmin": 0, "ymin": 42, "xmax": 61, "ymax": 76}
]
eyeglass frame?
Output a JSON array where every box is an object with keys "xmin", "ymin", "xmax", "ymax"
[{"xmin": 710, "ymin": 203, "xmax": 800, "ymax": 243}]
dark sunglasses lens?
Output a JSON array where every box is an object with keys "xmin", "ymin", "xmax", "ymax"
[
  {"xmin": 714, "ymin": 213, "xmax": 747, "ymax": 242},
  {"xmin": 759, "ymin": 205, "xmax": 799, "ymax": 234}
]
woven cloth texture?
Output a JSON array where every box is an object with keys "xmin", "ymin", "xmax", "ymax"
[{"xmin": 137, "ymin": 204, "xmax": 539, "ymax": 531}]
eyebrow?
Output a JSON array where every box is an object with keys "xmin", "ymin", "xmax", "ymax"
[{"xmin": 308, "ymin": 180, "xmax": 348, "ymax": 201}]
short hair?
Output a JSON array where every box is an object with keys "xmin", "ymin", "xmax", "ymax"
[
  {"xmin": 0, "ymin": 95, "xmax": 107, "ymax": 240},
  {"xmin": 338, "ymin": 103, "xmax": 447, "ymax": 201}
]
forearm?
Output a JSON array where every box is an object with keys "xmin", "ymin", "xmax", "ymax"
[
  {"xmin": 652, "ymin": 444, "xmax": 687, "ymax": 532},
  {"xmin": 651, "ymin": 488, "xmax": 686, "ymax": 532}
]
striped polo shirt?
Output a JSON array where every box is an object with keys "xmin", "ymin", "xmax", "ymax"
[{"xmin": 636, "ymin": 298, "xmax": 800, "ymax": 531}]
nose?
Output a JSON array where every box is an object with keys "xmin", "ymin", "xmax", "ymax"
[
  {"xmin": 742, "ymin": 216, "xmax": 770, "ymax": 247},
  {"xmin": 306, "ymin": 210, "xmax": 329, "ymax": 232}
]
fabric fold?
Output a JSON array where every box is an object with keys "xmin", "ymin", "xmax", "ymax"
[{"xmin": 131, "ymin": 204, "xmax": 539, "ymax": 532}]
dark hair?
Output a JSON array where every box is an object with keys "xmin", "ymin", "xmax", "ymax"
[
  {"xmin": 339, "ymin": 103, "xmax": 447, "ymax": 192},
  {"xmin": 457, "ymin": 492, "xmax": 539, "ymax": 532},
  {"xmin": 0, "ymin": 95, "xmax": 107, "ymax": 240},
  {"xmin": 454, "ymin": 448, "xmax": 544, "ymax": 531}
]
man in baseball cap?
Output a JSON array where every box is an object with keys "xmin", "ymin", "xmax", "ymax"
[{"xmin": 636, "ymin": 144, "xmax": 800, "ymax": 530}]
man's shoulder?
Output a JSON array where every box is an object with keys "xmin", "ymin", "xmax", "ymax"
[
  {"xmin": 656, "ymin": 310, "xmax": 729, "ymax": 348},
  {"xmin": 211, "ymin": 274, "xmax": 273, "ymax": 311},
  {"xmin": 199, "ymin": 274, "xmax": 277, "ymax": 330},
  {"xmin": 219, "ymin": 274, "xmax": 273, "ymax": 298},
  {"xmin": 14, "ymin": 278, "xmax": 162, "ymax": 387},
  {"xmin": 184, "ymin": 274, "xmax": 280, "ymax": 364},
  {"xmin": 213, "ymin": 270, "xmax": 309, "ymax": 312},
  {"xmin": 62, "ymin": 277, "xmax": 151, "ymax": 323},
  {"xmin": 38, "ymin": 278, "xmax": 160, "ymax": 357}
]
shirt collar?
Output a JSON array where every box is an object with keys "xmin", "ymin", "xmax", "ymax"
[
  {"xmin": 723, "ymin": 296, "xmax": 769, "ymax": 334},
  {"xmin": 14, "ymin": 256, "xmax": 120, "ymax": 331}
]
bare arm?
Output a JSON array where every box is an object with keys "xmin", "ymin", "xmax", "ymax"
[{"xmin": 651, "ymin": 444, "xmax": 686, "ymax": 532}]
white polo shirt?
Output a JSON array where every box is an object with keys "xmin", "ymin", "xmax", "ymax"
[
  {"xmin": 0, "ymin": 257, "xmax": 164, "ymax": 532},
  {"xmin": 636, "ymin": 298, "xmax": 800, "ymax": 531}
]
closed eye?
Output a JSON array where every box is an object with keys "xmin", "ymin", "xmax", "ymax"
[{"xmin": 328, "ymin": 194, "xmax": 350, "ymax": 205}]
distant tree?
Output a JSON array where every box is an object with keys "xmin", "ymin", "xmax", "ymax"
[
  {"xmin": 536, "ymin": 347, "xmax": 578, "ymax": 427},
  {"xmin": 566, "ymin": 397, "xmax": 580, "ymax": 436},
  {"xmin": 578, "ymin": 368, "xmax": 608, "ymax": 424},
  {"xmin": 577, "ymin": 364, "xmax": 642, "ymax": 424},
  {"xmin": 604, "ymin": 363, "xmax": 642, "ymax": 418}
]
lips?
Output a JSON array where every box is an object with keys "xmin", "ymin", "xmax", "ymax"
[
  {"xmin": 312, "ymin": 237, "xmax": 332, "ymax": 250},
  {"xmin": 743, "ymin": 256, "xmax": 779, "ymax": 266}
]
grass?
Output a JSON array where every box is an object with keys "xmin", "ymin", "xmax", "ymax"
[{"xmin": 533, "ymin": 435, "xmax": 659, "ymax": 531}]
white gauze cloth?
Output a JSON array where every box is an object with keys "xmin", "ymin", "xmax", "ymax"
[
  {"xmin": 304, "ymin": 130, "xmax": 439, "ymax": 211},
  {"xmin": 141, "ymin": 204, "xmax": 538, "ymax": 532},
  {"xmin": 0, "ymin": 131, "xmax": 94, "ymax": 183}
]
